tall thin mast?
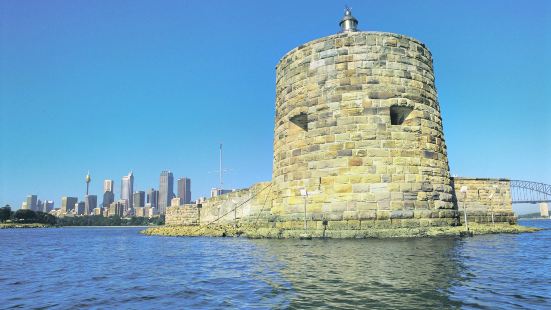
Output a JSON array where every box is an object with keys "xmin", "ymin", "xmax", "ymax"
[{"xmin": 219, "ymin": 143, "xmax": 223, "ymax": 188}]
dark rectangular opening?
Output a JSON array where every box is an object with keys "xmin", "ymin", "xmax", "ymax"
[
  {"xmin": 390, "ymin": 106, "xmax": 413, "ymax": 125},
  {"xmin": 290, "ymin": 112, "xmax": 308, "ymax": 131}
]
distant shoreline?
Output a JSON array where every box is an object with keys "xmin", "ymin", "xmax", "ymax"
[
  {"xmin": 0, "ymin": 223, "xmax": 158, "ymax": 229},
  {"xmin": 0, "ymin": 223, "xmax": 52, "ymax": 229},
  {"xmin": 62, "ymin": 225, "xmax": 152, "ymax": 228}
]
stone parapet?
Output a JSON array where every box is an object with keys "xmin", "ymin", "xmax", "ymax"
[
  {"xmin": 458, "ymin": 211, "xmax": 516, "ymax": 225},
  {"xmin": 166, "ymin": 204, "xmax": 201, "ymax": 226},
  {"xmin": 198, "ymin": 182, "xmax": 273, "ymax": 225},
  {"xmin": 165, "ymin": 182, "xmax": 273, "ymax": 226},
  {"xmin": 451, "ymin": 177, "xmax": 515, "ymax": 223}
]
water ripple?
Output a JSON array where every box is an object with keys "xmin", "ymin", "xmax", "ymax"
[{"xmin": 0, "ymin": 221, "xmax": 550, "ymax": 309}]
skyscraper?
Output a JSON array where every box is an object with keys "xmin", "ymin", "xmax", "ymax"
[
  {"xmin": 177, "ymin": 177, "xmax": 191, "ymax": 204},
  {"xmin": 43, "ymin": 200, "xmax": 54, "ymax": 213},
  {"xmin": 84, "ymin": 195, "xmax": 97, "ymax": 215},
  {"xmin": 133, "ymin": 191, "xmax": 145, "ymax": 209},
  {"xmin": 121, "ymin": 172, "xmax": 134, "ymax": 210},
  {"xmin": 109, "ymin": 201, "xmax": 125, "ymax": 217},
  {"xmin": 103, "ymin": 191, "xmax": 114, "ymax": 208},
  {"xmin": 146, "ymin": 188, "xmax": 159, "ymax": 210},
  {"xmin": 104, "ymin": 179, "xmax": 114, "ymax": 193},
  {"xmin": 74, "ymin": 201, "xmax": 85, "ymax": 215},
  {"xmin": 158, "ymin": 171, "xmax": 174, "ymax": 214},
  {"xmin": 25, "ymin": 195, "xmax": 37, "ymax": 211},
  {"xmin": 61, "ymin": 196, "xmax": 78, "ymax": 215},
  {"xmin": 103, "ymin": 179, "xmax": 115, "ymax": 208}
]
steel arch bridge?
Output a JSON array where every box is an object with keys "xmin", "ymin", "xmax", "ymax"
[{"xmin": 510, "ymin": 180, "xmax": 551, "ymax": 204}]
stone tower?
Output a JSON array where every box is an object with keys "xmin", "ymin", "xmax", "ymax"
[{"xmin": 271, "ymin": 9, "xmax": 458, "ymax": 226}]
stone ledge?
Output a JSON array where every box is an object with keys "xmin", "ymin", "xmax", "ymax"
[
  {"xmin": 277, "ymin": 31, "xmax": 431, "ymax": 65},
  {"xmin": 452, "ymin": 177, "xmax": 510, "ymax": 182},
  {"xmin": 141, "ymin": 223, "xmax": 541, "ymax": 239}
]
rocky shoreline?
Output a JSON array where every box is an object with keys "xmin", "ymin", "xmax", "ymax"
[
  {"xmin": 141, "ymin": 223, "xmax": 541, "ymax": 239},
  {"xmin": 0, "ymin": 223, "xmax": 53, "ymax": 229}
]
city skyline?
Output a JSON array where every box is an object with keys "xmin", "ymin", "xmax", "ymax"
[
  {"xmin": 13, "ymin": 169, "xmax": 198, "ymax": 216},
  {"xmin": 1, "ymin": 1, "xmax": 549, "ymax": 211}
]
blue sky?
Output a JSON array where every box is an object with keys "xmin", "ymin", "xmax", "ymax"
[{"xmin": 1, "ymin": 0, "xmax": 549, "ymax": 213}]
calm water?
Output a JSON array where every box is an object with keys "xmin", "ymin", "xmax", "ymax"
[{"xmin": 1, "ymin": 221, "xmax": 550, "ymax": 309}]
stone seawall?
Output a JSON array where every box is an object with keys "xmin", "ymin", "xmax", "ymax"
[
  {"xmin": 165, "ymin": 177, "xmax": 516, "ymax": 229},
  {"xmin": 166, "ymin": 182, "xmax": 274, "ymax": 226},
  {"xmin": 198, "ymin": 182, "xmax": 273, "ymax": 225},
  {"xmin": 165, "ymin": 204, "xmax": 201, "ymax": 226},
  {"xmin": 451, "ymin": 177, "xmax": 515, "ymax": 224},
  {"xmin": 166, "ymin": 180, "xmax": 459, "ymax": 229},
  {"xmin": 143, "ymin": 222, "xmax": 540, "ymax": 239}
]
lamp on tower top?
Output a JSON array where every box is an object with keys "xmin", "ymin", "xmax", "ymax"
[{"xmin": 339, "ymin": 6, "xmax": 359, "ymax": 33}]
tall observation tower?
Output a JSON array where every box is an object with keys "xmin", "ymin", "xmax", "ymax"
[{"xmin": 85, "ymin": 171, "xmax": 91, "ymax": 196}]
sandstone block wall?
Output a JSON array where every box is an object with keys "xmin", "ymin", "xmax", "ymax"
[
  {"xmin": 166, "ymin": 204, "xmax": 201, "ymax": 226},
  {"xmin": 197, "ymin": 182, "xmax": 273, "ymax": 225},
  {"xmin": 166, "ymin": 180, "xmax": 458, "ymax": 228},
  {"xmin": 271, "ymin": 32, "xmax": 456, "ymax": 226},
  {"xmin": 165, "ymin": 32, "xmax": 516, "ymax": 229},
  {"xmin": 451, "ymin": 177, "xmax": 515, "ymax": 223}
]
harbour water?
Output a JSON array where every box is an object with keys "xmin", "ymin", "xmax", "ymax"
[{"xmin": 1, "ymin": 220, "xmax": 550, "ymax": 309}]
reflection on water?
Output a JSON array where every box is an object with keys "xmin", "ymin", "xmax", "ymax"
[
  {"xmin": 253, "ymin": 238, "xmax": 464, "ymax": 309},
  {"xmin": 448, "ymin": 221, "xmax": 551, "ymax": 309},
  {"xmin": 0, "ymin": 221, "xmax": 550, "ymax": 309}
]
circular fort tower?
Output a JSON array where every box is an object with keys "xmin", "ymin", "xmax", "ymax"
[{"xmin": 271, "ymin": 9, "xmax": 458, "ymax": 226}]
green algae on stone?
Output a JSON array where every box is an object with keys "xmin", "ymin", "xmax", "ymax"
[{"xmin": 141, "ymin": 223, "xmax": 541, "ymax": 239}]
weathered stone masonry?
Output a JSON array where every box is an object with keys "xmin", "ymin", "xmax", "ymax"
[
  {"xmin": 270, "ymin": 31, "xmax": 456, "ymax": 226},
  {"xmin": 451, "ymin": 177, "xmax": 515, "ymax": 224},
  {"xmin": 166, "ymin": 204, "xmax": 201, "ymax": 226},
  {"xmin": 166, "ymin": 11, "xmax": 515, "ymax": 228},
  {"xmin": 166, "ymin": 182, "xmax": 273, "ymax": 226},
  {"xmin": 166, "ymin": 177, "xmax": 516, "ymax": 227}
]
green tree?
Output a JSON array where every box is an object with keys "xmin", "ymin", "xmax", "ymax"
[
  {"xmin": 53, "ymin": 214, "xmax": 167, "ymax": 227},
  {"xmin": 0, "ymin": 205, "xmax": 11, "ymax": 222},
  {"xmin": 129, "ymin": 216, "xmax": 148, "ymax": 226},
  {"xmin": 14, "ymin": 209, "xmax": 37, "ymax": 223},
  {"xmin": 110, "ymin": 215, "xmax": 122, "ymax": 226},
  {"xmin": 34, "ymin": 211, "xmax": 56, "ymax": 225},
  {"xmin": 152, "ymin": 214, "xmax": 165, "ymax": 225}
]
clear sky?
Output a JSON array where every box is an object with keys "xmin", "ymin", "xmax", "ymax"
[{"xmin": 1, "ymin": 0, "xmax": 550, "ymax": 213}]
